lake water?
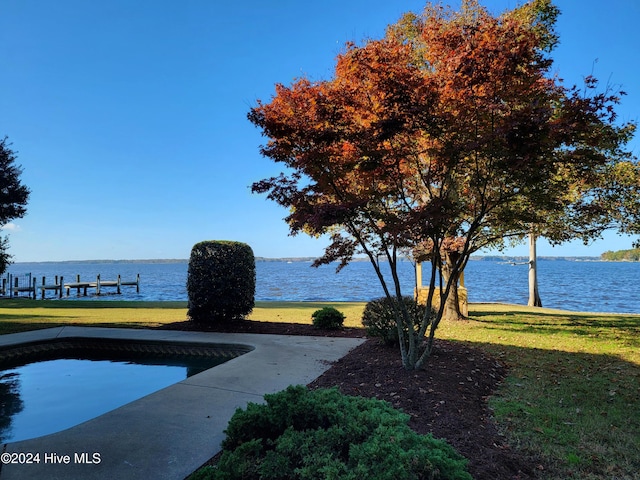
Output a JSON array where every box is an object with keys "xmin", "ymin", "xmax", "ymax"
[{"xmin": 5, "ymin": 259, "xmax": 640, "ymax": 314}]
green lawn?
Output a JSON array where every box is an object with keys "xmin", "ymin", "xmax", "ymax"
[
  {"xmin": 0, "ymin": 298, "xmax": 189, "ymax": 334},
  {"xmin": 1, "ymin": 299, "xmax": 638, "ymax": 479},
  {"xmin": 441, "ymin": 304, "xmax": 640, "ymax": 479}
]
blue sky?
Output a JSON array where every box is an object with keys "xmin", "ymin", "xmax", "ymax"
[{"xmin": 0, "ymin": 0, "xmax": 638, "ymax": 262}]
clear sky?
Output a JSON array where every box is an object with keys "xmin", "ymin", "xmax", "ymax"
[{"xmin": 1, "ymin": 0, "xmax": 638, "ymax": 262}]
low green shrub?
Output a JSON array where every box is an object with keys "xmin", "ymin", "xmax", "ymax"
[
  {"xmin": 197, "ymin": 385, "xmax": 471, "ymax": 480},
  {"xmin": 311, "ymin": 306, "xmax": 345, "ymax": 330},
  {"xmin": 361, "ymin": 296, "xmax": 433, "ymax": 345},
  {"xmin": 186, "ymin": 240, "xmax": 255, "ymax": 323}
]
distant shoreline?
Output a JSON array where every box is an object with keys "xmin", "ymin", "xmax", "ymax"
[{"xmin": 13, "ymin": 255, "xmax": 612, "ymax": 265}]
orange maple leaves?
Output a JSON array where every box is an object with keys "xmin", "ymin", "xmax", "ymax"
[{"xmin": 249, "ymin": 0, "xmax": 633, "ymax": 260}]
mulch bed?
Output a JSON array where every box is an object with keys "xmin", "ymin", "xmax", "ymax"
[{"xmin": 161, "ymin": 319, "xmax": 540, "ymax": 480}]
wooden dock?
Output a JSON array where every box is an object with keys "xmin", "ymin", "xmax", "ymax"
[{"xmin": 2, "ymin": 274, "xmax": 140, "ymax": 299}]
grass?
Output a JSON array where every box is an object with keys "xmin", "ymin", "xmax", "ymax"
[
  {"xmin": 250, "ymin": 301, "xmax": 366, "ymax": 328},
  {"xmin": 0, "ymin": 298, "xmax": 189, "ymax": 334},
  {"xmin": 440, "ymin": 304, "xmax": 640, "ymax": 479},
  {"xmin": 1, "ymin": 298, "xmax": 638, "ymax": 479},
  {"xmin": 0, "ymin": 299, "xmax": 366, "ymax": 334}
]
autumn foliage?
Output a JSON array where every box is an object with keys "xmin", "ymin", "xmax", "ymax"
[{"xmin": 249, "ymin": 0, "xmax": 637, "ymax": 369}]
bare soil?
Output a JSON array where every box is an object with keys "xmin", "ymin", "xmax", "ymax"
[{"xmin": 161, "ymin": 319, "xmax": 540, "ymax": 480}]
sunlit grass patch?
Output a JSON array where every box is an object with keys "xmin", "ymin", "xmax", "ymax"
[
  {"xmin": 0, "ymin": 298, "xmax": 188, "ymax": 333},
  {"xmin": 0, "ymin": 299, "xmax": 366, "ymax": 335},
  {"xmin": 250, "ymin": 301, "xmax": 366, "ymax": 328}
]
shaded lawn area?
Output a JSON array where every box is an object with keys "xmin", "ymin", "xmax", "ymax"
[{"xmin": 440, "ymin": 305, "xmax": 640, "ymax": 479}]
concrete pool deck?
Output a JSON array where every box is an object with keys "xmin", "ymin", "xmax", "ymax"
[{"xmin": 0, "ymin": 326, "xmax": 365, "ymax": 480}]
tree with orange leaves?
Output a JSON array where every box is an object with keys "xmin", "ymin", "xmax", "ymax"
[{"xmin": 249, "ymin": 0, "xmax": 637, "ymax": 370}]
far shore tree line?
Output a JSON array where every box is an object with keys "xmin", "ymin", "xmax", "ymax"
[{"xmin": 601, "ymin": 248, "xmax": 640, "ymax": 262}]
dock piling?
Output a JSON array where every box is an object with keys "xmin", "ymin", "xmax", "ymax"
[{"xmin": 6, "ymin": 272, "xmax": 139, "ymax": 299}]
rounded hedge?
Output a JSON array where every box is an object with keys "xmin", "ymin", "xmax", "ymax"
[
  {"xmin": 187, "ymin": 240, "xmax": 255, "ymax": 323},
  {"xmin": 191, "ymin": 385, "xmax": 472, "ymax": 480},
  {"xmin": 361, "ymin": 296, "xmax": 433, "ymax": 345},
  {"xmin": 311, "ymin": 306, "xmax": 345, "ymax": 330}
]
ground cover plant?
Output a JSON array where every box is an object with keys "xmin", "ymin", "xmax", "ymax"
[
  {"xmin": 192, "ymin": 385, "xmax": 472, "ymax": 480},
  {"xmin": 0, "ymin": 300, "xmax": 638, "ymax": 478}
]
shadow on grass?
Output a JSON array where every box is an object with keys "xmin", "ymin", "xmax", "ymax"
[
  {"xmin": 455, "ymin": 338, "xmax": 640, "ymax": 479},
  {"xmin": 471, "ymin": 306, "xmax": 639, "ymax": 321},
  {"xmin": 0, "ymin": 322, "xmax": 69, "ymax": 334},
  {"xmin": 0, "ymin": 321, "xmax": 166, "ymax": 335}
]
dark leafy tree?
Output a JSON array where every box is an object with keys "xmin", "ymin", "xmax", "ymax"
[{"xmin": 0, "ymin": 137, "xmax": 30, "ymax": 274}]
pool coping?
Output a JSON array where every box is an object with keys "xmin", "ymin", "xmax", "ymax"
[{"xmin": 0, "ymin": 327, "xmax": 366, "ymax": 480}]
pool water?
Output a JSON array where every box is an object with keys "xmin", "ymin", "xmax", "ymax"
[{"xmin": 0, "ymin": 355, "xmax": 227, "ymax": 444}]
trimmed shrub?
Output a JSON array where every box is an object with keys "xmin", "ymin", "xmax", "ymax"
[
  {"xmin": 311, "ymin": 306, "xmax": 345, "ymax": 330},
  {"xmin": 187, "ymin": 240, "xmax": 255, "ymax": 323},
  {"xmin": 362, "ymin": 296, "xmax": 434, "ymax": 345},
  {"xmin": 200, "ymin": 386, "xmax": 471, "ymax": 480}
]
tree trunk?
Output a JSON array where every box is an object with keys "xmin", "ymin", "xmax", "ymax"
[
  {"xmin": 442, "ymin": 252, "xmax": 465, "ymax": 321},
  {"xmin": 443, "ymin": 282, "xmax": 464, "ymax": 321},
  {"xmin": 528, "ymin": 232, "xmax": 543, "ymax": 307}
]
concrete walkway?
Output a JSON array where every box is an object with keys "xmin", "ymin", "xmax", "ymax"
[{"xmin": 0, "ymin": 327, "xmax": 365, "ymax": 480}]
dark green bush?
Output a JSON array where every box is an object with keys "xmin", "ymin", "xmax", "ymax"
[
  {"xmin": 187, "ymin": 240, "xmax": 255, "ymax": 323},
  {"xmin": 311, "ymin": 306, "xmax": 345, "ymax": 330},
  {"xmin": 199, "ymin": 386, "xmax": 471, "ymax": 480},
  {"xmin": 361, "ymin": 296, "xmax": 433, "ymax": 345}
]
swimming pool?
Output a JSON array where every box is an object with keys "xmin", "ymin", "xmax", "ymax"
[{"xmin": 0, "ymin": 337, "xmax": 253, "ymax": 443}]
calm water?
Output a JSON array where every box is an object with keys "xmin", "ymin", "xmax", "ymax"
[
  {"xmin": 6, "ymin": 259, "xmax": 640, "ymax": 314},
  {"xmin": 0, "ymin": 358, "xmax": 202, "ymax": 443}
]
